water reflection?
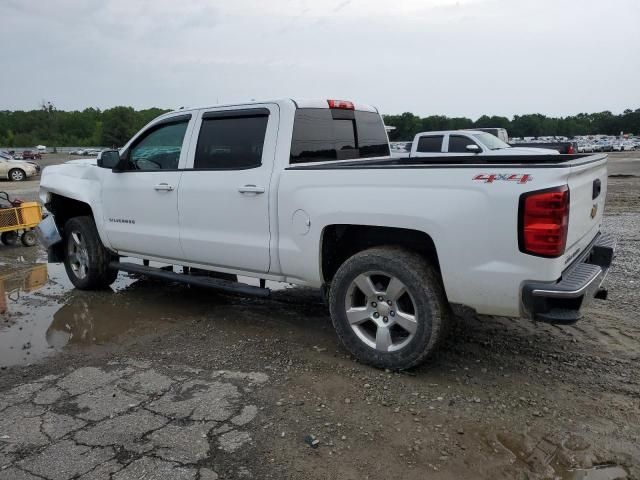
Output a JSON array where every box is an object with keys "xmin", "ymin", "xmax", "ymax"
[
  {"xmin": 0, "ymin": 264, "xmax": 48, "ymax": 314},
  {"xmin": 0, "ymin": 258, "xmax": 316, "ymax": 368}
]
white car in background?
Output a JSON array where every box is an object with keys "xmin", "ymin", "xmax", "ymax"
[
  {"xmin": 408, "ymin": 130, "xmax": 560, "ymax": 158},
  {"xmin": 0, "ymin": 153, "xmax": 39, "ymax": 181}
]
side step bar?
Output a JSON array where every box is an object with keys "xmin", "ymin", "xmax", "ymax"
[{"xmin": 110, "ymin": 261, "xmax": 271, "ymax": 298}]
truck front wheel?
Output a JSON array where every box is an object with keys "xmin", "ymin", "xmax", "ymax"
[
  {"xmin": 63, "ymin": 216, "xmax": 118, "ymax": 290},
  {"xmin": 329, "ymin": 247, "xmax": 449, "ymax": 369}
]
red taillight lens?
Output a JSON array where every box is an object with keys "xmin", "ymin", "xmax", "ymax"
[
  {"xmin": 327, "ymin": 99, "xmax": 354, "ymax": 110},
  {"xmin": 519, "ymin": 186, "xmax": 570, "ymax": 257},
  {"xmin": 568, "ymin": 144, "xmax": 575, "ymax": 154}
]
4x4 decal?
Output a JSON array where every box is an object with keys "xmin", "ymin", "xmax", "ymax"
[{"xmin": 473, "ymin": 173, "xmax": 533, "ymax": 184}]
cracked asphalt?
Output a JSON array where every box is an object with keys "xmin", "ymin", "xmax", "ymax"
[{"xmin": 0, "ymin": 361, "xmax": 267, "ymax": 479}]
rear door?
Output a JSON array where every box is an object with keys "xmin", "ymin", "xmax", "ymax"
[{"xmin": 178, "ymin": 105, "xmax": 279, "ymax": 273}]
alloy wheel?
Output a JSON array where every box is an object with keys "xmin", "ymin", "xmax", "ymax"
[
  {"xmin": 344, "ymin": 271, "xmax": 418, "ymax": 352},
  {"xmin": 67, "ymin": 231, "xmax": 89, "ymax": 279}
]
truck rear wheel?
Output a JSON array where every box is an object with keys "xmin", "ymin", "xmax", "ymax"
[
  {"xmin": 63, "ymin": 216, "xmax": 118, "ymax": 290},
  {"xmin": 329, "ymin": 247, "xmax": 449, "ymax": 369}
]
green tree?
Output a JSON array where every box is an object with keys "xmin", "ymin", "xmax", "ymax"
[{"xmin": 101, "ymin": 107, "xmax": 139, "ymax": 147}]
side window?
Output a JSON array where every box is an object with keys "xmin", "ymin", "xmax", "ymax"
[
  {"xmin": 448, "ymin": 135, "xmax": 479, "ymax": 153},
  {"xmin": 416, "ymin": 135, "xmax": 443, "ymax": 153},
  {"xmin": 194, "ymin": 113, "xmax": 268, "ymax": 169},
  {"xmin": 128, "ymin": 120, "xmax": 189, "ymax": 170}
]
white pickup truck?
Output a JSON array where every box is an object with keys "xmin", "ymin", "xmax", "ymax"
[
  {"xmin": 37, "ymin": 99, "xmax": 615, "ymax": 369},
  {"xmin": 404, "ymin": 130, "xmax": 560, "ymax": 158}
]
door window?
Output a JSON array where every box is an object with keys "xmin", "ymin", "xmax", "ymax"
[
  {"xmin": 416, "ymin": 135, "xmax": 444, "ymax": 153},
  {"xmin": 448, "ymin": 135, "xmax": 479, "ymax": 153},
  {"xmin": 127, "ymin": 120, "xmax": 189, "ymax": 170},
  {"xmin": 194, "ymin": 113, "xmax": 269, "ymax": 169}
]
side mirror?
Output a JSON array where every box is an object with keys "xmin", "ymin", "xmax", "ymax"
[
  {"xmin": 466, "ymin": 144, "xmax": 481, "ymax": 153},
  {"xmin": 97, "ymin": 150, "xmax": 121, "ymax": 169}
]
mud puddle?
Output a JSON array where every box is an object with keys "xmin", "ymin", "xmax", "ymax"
[{"xmin": 0, "ymin": 250, "xmax": 312, "ymax": 368}]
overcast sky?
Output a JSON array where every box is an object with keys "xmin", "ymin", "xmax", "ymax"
[{"xmin": 1, "ymin": 0, "xmax": 639, "ymax": 118}]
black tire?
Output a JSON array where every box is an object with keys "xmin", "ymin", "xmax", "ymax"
[
  {"xmin": 1, "ymin": 231, "xmax": 19, "ymax": 246},
  {"xmin": 63, "ymin": 216, "xmax": 118, "ymax": 290},
  {"xmin": 329, "ymin": 246, "xmax": 449, "ymax": 369},
  {"xmin": 8, "ymin": 169, "xmax": 26, "ymax": 182},
  {"xmin": 21, "ymin": 230, "xmax": 37, "ymax": 247}
]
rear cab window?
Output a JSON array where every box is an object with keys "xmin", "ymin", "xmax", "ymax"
[
  {"xmin": 416, "ymin": 135, "xmax": 444, "ymax": 153},
  {"xmin": 290, "ymin": 109, "xmax": 389, "ymax": 164}
]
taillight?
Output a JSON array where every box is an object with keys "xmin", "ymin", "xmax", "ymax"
[
  {"xmin": 568, "ymin": 144, "xmax": 575, "ymax": 154},
  {"xmin": 327, "ymin": 99, "xmax": 354, "ymax": 110},
  {"xmin": 519, "ymin": 186, "xmax": 570, "ymax": 257}
]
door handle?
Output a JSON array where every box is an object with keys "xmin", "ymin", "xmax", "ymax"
[
  {"xmin": 238, "ymin": 185, "xmax": 265, "ymax": 194},
  {"xmin": 154, "ymin": 183, "xmax": 175, "ymax": 192}
]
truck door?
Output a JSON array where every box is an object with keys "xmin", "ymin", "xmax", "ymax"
[
  {"xmin": 101, "ymin": 114, "xmax": 193, "ymax": 261},
  {"xmin": 178, "ymin": 105, "xmax": 279, "ymax": 273}
]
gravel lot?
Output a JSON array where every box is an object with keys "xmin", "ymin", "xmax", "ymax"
[{"xmin": 0, "ymin": 153, "xmax": 639, "ymax": 479}]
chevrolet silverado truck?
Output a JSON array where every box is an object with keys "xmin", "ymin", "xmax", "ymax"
[{"xmin": 37, "ymin": 98, "xmax": 615, "ymax": 369}]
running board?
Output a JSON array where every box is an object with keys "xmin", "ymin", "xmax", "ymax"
[{"xmin": 110, "ymin": 261, "xmax": 271, "ymax": 298}]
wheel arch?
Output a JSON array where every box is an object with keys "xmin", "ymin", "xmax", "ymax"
[
  {"xmin": 45, "ymin": 194, "xmax": 109, "ymax": 261},
  {"xmin": 46, "ymin": 194, "xmax": 95, "ymax": 230},
  {"xmin": 320, "ymin": 224, "xmax": 443, "ymax": 286}
]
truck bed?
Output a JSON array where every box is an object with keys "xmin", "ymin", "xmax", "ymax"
[{"xmin": 286, "ymin": 153, "xmax": 605, "ymax": 169}]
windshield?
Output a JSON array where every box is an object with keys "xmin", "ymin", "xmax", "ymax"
[{"xmin": 471, "ymin": 132, "xmax": 511, "ymax": 150}]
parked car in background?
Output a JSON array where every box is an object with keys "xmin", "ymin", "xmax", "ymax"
[
  {"xmin": 38, "ymin": 98, "xmax": 614, "ymax": 369},
  {"xmin": 70, "ymin": 148, "xmax": 105, "ymax": 156},
  {"xmin": 0, "ymin": 155, "xmax": 39, "ymax": 181},
  {"xmin": 576, "ymin": 143, "xmax": 587, "ymax": 153},
  {"xmin": 22, "ymin": 150, "xmax": 42, "ymax": 160},
  {"xmin": 476, "ymin": 128, "xmax": 575, "ymax": 154},
  {"xmin": 408, "ymin": 130, "xmax": 559, "ymax": 158},
  {"xmin": 389, "ymin": 141, "xmax": 413, "ymax": 157},
  {"xmin": 595, "ymin": 141, "xmax": 613, "ymax": 152}
]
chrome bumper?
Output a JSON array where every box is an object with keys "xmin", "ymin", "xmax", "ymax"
[{"xmin": 521, "ymin": 233, "xmax": 616, "ymax": 323}]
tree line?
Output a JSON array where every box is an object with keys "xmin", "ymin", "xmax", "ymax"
[
  {"xmin": 1, "ymin": 102, "xmax": 639, "ymax": 147},
  {"xmin": 0, "ymin": 103, "xmax": 170, "ymax": 148},
  {"xmin": 383, "ymin": 108, "xmax": 640, "ymax": 141}
]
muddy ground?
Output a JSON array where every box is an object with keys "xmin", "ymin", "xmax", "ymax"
[{"xmin": 0, "ymin": 153, "xmax": 639, "ymax": 479}]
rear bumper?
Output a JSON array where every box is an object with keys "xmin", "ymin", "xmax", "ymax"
[{"xmin": 521, "ymin": 233, "xmax": 616, "ymax": 323}]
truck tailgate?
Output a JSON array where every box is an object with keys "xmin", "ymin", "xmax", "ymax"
[{"xmin": 565, "ymin": 156, "xmax": 608, "ymax": 254}]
